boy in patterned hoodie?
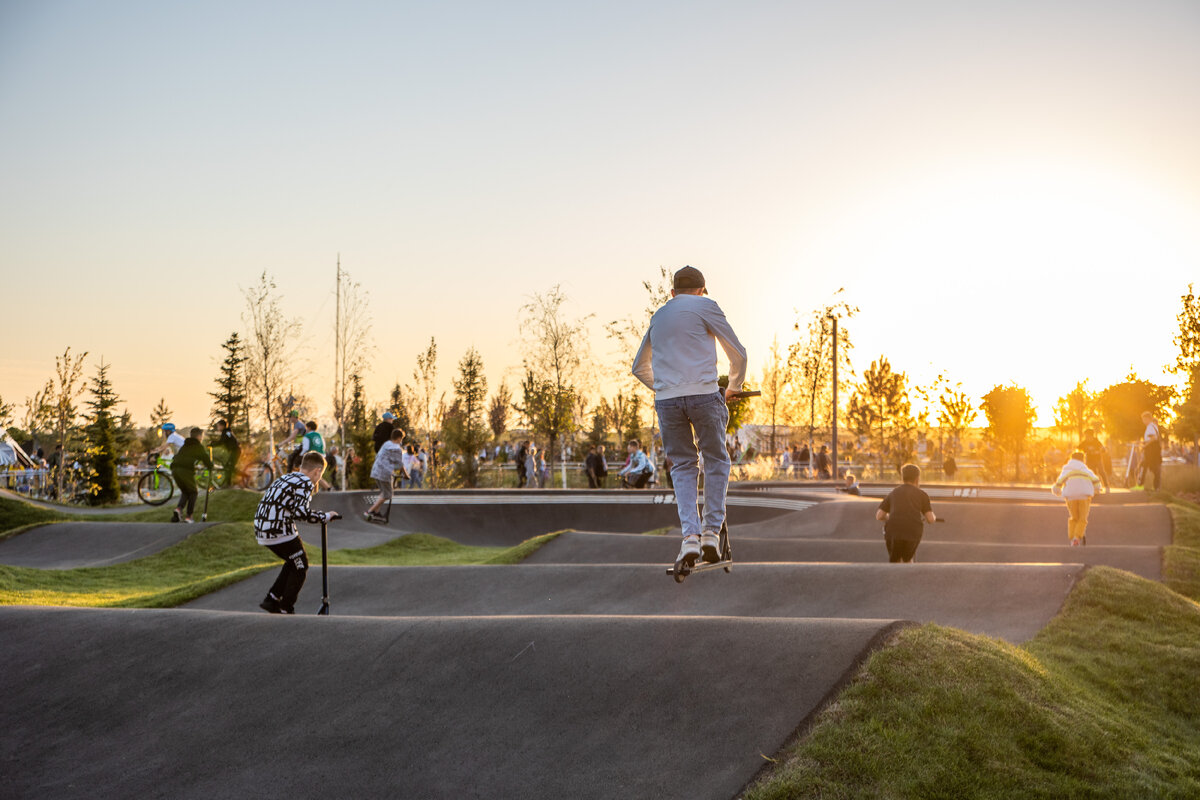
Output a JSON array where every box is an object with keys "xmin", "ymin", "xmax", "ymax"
[{"xmin": 253, "ymin": 451, "xmax": 339, "ymax": 613}]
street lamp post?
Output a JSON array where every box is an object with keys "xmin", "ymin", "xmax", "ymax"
[{"xmin": 829, "ymin": 315, "xmax": 838, "ymax": 479}]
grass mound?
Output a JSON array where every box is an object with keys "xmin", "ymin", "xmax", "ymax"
[
  {"xmin": 745, "ymin": 566, "xmax": 1200, "ymax": 799},
  {"xmin": 0, "ymin": 525, "xmax": 559, "ymax": 609},
  {"xmin": 0, "ymin": 494, "xmax": 70, "ymax": 538}
]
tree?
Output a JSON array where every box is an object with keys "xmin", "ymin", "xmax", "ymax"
[
  {"xmin": 788, "ymin": 292, "xmax": 857, "ymax": 446},
  {"xmin": 518, "ymin": 286, "xmax": 592, "ymax": 471},
  {"xmin": 209, "ymin": 332, "xmax": 249, "ymax": 439},
  {"xmin": 83, "ymin": 359, "xmax": 122, "ymax": 504},
  {"xmin": 515, "ymin": 369, "xmax": 575, "ymax": 476},
  {"xmin": 243, "ymin": 271, "xmax": 302, "ymax": 457},
  {"xmin": 22, "ymin": 382, "xmax": 54, "ymax": 451},
  {"xmin": 346, "ymin": 374, "xmax": 374, "ymax": 489},
  {"xmin": 150, "ymin": 398, "xmax": 173, "ymax": 428},
  {"xmin": 413, "ymin": 337, "xmax": 440, "ymax": 447},
  {"xmin": 756, "ymin": 336, "xmax": 796, "ymax": 457},
  {"xmin": 0, "ymin": 394, "xmax": 13, "ymax": 431},
  {"xmin": 849, "ymin": 357, "xmax": 913, "ymax": 475},
  {"xmin": 981, "ymin": 384, "xmax": 1037, "ymax": 481},
  {"xmin": 935, "ymin": 377, "xmax": 977, "ymax": 457},
  {"xmin": 1170, "ymin": 283, "xmax": 1200, "ymax": 447},
  {"xmin": 388, "ymin": 382, "xmax": 416, "ymax": 440},
  {"xmin": 488, "ymin": 381, "xmax": 512, "ymax": 442},
  {"xmin": 333, "ymin": 262, "xmax": 374, "ymax": 488},
  {"xmin": 1097, "ymin": 372, "xmax": 1175, "ymax": 442},
  {"xmin": 49, "ymin": 348, "xmax": 88, "ymax": 498},
  {"xmin": 444, "ymin": 348, "xmax": 490, "ymax": 487},
  {"xmin": 1053, "ymin": 381, "xmax": 1102, "ymax": 444}
]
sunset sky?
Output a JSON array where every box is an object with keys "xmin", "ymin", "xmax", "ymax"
[{"xmin": 2, "ymin": 1, "xmax": 1198, "ymax": 431}]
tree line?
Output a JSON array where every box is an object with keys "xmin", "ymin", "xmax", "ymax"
[{"xmin": 4, "ymin": 275, "xmax": 1198, "ymax": 499}]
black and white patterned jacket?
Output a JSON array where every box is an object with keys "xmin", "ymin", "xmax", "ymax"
[{"xmin": 253, "ymin": 472, "xmax": 328, "ymax": 545}]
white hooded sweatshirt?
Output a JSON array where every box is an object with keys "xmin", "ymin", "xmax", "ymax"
[{"xmin": 1052, "ymin": 458, "xmax": 1102, "ymax": 500}]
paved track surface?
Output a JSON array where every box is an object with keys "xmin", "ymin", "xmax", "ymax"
[
  {"xmin": 525, "ymin": 531, "xmax": 1165, "ymax": 578},
  {"xmin": 742, "ymin": 498, "xmax": 1171, "ymax": 546},
  {"xmin": 0, "ymin": 606, "xmax": 900, "ymax": 800},
  {"xmin": 0, "ymin": 522, "xmax": 210, "ymax": 568},
  {"xmin": 2, "ymin": 490, "xmax": 1176, "ymax": 800},
  {"xmin": 186, "ymin": 562, "xmax": 1080, "ymax": 642}
]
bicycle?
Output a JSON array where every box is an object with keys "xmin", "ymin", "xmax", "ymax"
[
  {"xmin": 245, "ymin": 448, "xmax": 297, "ymax": 491},
  {"xmin": 137, "ymin": 454, "xmax": 175, "ymax": 506}
]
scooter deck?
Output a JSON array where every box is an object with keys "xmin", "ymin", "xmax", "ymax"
[{"xmin": 665, "ymin": 559, "xmax": 732, "ymax": 577}]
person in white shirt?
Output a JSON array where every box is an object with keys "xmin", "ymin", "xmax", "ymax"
[
  {"xmin": 151, "ymin": 423, "xmax": 186, "ymax": 460},
  {"xmin": 632, "ymin": 266, "xmax": 747, "ymax": 569},
  {"xmin": 1051, "ymin": 450, "xmax": 1103, "ymax": 546},
  {"xmin": 364, "ymin": 429, "xmax": 407, "ymax": 521},
  {"xmin": 618, "ymin": 439, "xmax": 655, "ymax": 488},
  {"xmin": 1140, "ymin": 411, "xmax": 1162, "ymax": 492}
]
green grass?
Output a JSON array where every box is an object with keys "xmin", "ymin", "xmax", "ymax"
[
  {"xmin": 1163, "ymin": 500, "xmax": 1200, "ymax": 602},
  {"xmin": 0, "ymin": 495, "xmax": 70, "ymax": 539},
  {"xmin": 744, "ymin": 567, "xmax": 1200, "ymax": 799},
  {"xmin": 0, "ymin": 523, "xmax": 560, "ymax": 609}
]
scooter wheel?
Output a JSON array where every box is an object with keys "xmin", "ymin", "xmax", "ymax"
[
  {"xmin": 723, "ymin": 566, "xmax": 731, "ymax": 573},
  {"xmin": 673, "ymin": 571, "xmax": 686, "ymax": 583}
]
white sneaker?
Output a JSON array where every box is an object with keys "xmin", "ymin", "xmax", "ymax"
[
  {"xmin": 676, "ymin": 535, "xmax": 701, "ymax": 565},
  {"xmin": 700, "ymin": 531, "xmax": 721, "ymax": 563}
]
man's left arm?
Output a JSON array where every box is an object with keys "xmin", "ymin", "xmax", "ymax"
[{"xmin": 706, "ymin": 307, "xmax": 747, "ymax": 393}]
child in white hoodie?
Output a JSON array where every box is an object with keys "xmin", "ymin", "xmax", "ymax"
[{"xmin": 1051, "ymin": 450, "xmax": 1103, "ymax": 546}]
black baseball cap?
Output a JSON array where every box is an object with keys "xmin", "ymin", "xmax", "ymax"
[{"xmin": 673, "ymin": 265, "xmax": 707, "ymax": 292}]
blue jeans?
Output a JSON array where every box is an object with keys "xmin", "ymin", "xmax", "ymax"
[{"xmin": 655, "ymin": 392, "xmax": 730, "ymax": 538}]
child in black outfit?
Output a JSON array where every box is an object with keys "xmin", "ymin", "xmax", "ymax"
[
  {"xmin": 171, "ymin": 428, "xmax": 214, "ymax": 523},
  {"xmin": 876, "ymin": 463, "xmax": 936, "ymax": 563}
]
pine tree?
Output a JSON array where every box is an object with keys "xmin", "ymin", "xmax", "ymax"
[
  {"xmin": 488, "ymin": 381, "xmax": 512, "ymax": 442},
  {"xmin": 83, "ymin": 359, "xmax": 122, "ymax": 505},
  {"xmin": 347, "ymin": 374, "xmax": 374, "ymax": 489},
  {"xmin": 445, "ymin": 348, "xmax": 489, "ymax": 487},
  {"xmin": 150, "ymin": 398, "xmax": 173, "ymax": 428},
  {"xmin": 210, "ymin": 332, "xmax": 249, "ymax": 439}
]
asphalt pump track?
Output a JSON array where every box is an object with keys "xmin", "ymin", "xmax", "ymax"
[{"xmin": 0, "ymin": 489, "xmax": 1175, "ymax": 799}]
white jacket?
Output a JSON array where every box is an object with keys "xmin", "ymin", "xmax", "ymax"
[
  {"xmin": 1052, "ymin": 458, "xmax": 1101, "ymax": 500},
  {"xmin": 631, "ymin": 294, "xmax": 747, "ymax": 400}
]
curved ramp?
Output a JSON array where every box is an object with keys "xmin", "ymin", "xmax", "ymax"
[
  {"xmin": 187, "ymin": 562, "xmax": 1081, "ymax": 642},
  {"xmin": 0, "ymin": 605, "xmax": 901, "ymax": 800},
  {"xmin": 311, "ymin": 489, "xmax": 811, "ymax": 547},
  {"xmin": 525, "ymin": 531, "xmax": 1164, "ymax": 578},
  {"xmin": 0, "ymin": 522, "xmax": 210, "ymax": 569}
]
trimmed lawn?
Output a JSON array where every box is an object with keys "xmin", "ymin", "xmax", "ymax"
[
  {"xmin": 745, "ymin": 501, "xmax": 1200, "ymax": 800},
  {"xmin": 0, "ymin": 519, "xmax": 560, "ymax": 608}
]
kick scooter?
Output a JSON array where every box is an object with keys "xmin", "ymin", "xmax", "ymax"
[{"xmin": 317, "ymin": 512, "xmax": 341, "ymax": 615}]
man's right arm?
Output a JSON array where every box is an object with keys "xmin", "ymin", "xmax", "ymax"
[{"xmin": 631, "ymin": 330, "xmax": 654, "ymax": 391}]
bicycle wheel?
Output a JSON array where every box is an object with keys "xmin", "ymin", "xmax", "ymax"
[
  {"xmin": 138, "ymin": 470, "xmax": 175, "ymax": 505},
  {"xmin": 247, "ymin": 462, "xmax": 273, "ymax": 491},
  {"xmin": 207, "ymin": 466, "xmax": 222, "ymax": 489}
]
